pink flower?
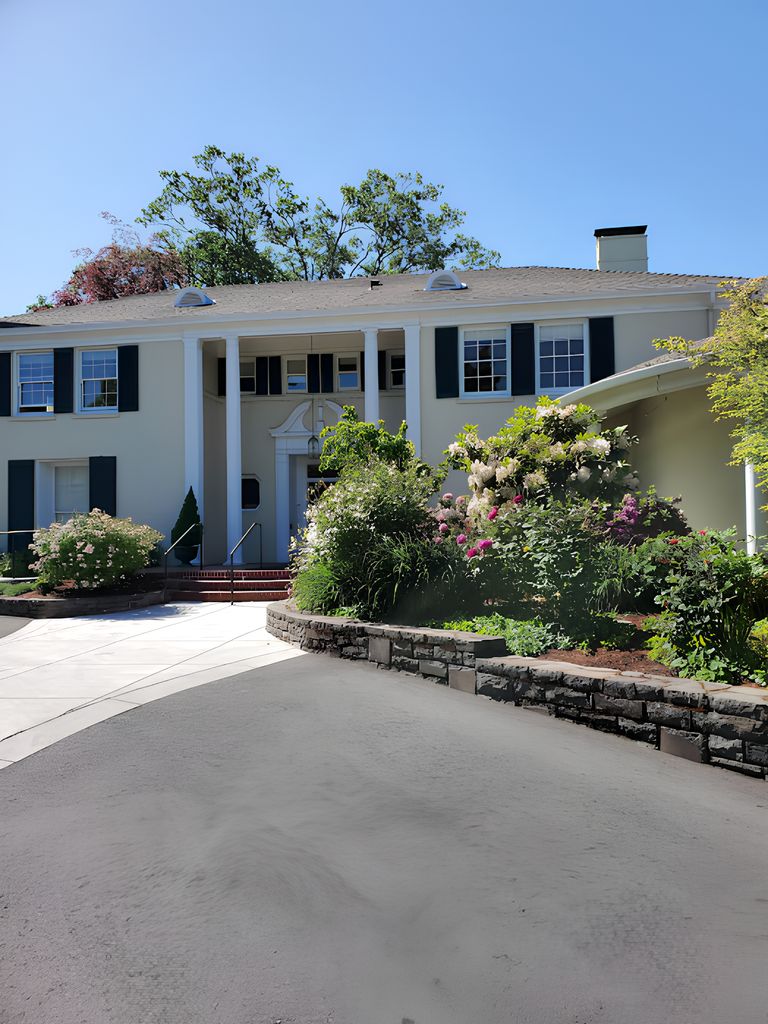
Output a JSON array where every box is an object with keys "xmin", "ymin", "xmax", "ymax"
[
  {"xmin": 668, "ymin": 538, "xmax": 679, "ymax": 545},
  {"xmin": 456, "ymin": 533, "xmax": 467, "ymax": 545},
  {"xmin": 478, "ymin": 539, "xmax": 493, "ymax": 551},
  {"xmin": 698, "ymin": 530, "xmax": 707, "ymax": 536},
  {"xmin": 466, "ymin": 547, "xmax": 479, "ymax": 559},
  {"xmin": 487, "ymin": 507, "xmax": 498, "ymax": 521},
  {"xmin": 513, "ymin": 494, "xmax": 524, "ymax": 505},
  {"xmin": 442, "ymin": 493, "xmax": 454, "ymax": 501},
  {"xmin": 83, "ymin": 544, "xmax": 95, "ymax": 555},
  {"xmin": 433, "ymin": 536, "xmax": 444, "ymax": 545},
  {"xmin": 438, "ymin": 523, "xmax": 449, "ymax": 534}
]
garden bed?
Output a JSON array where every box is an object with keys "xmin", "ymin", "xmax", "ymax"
[
  {"xmin": 537, "ymin": 647, "xmax": 674, "ymax": 675},
  {"xmin": 0, "ymin": 587, "xmax": 164, "ymax": 618},
  {"xmin": 267, "ymin": 601, "xmax": 768, "ymax": 780}
]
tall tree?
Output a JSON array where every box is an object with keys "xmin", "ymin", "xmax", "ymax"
[
  {"xmin": 38, "ymin": 214, "xmax": 188, "ymax": 307},
  {"xmin": 657, "ymin": 278, "xmax": 768, "ymax": 506},
  {"xmin": 138, "ymin": 145, "xmax": 500, "ymax": 285}
]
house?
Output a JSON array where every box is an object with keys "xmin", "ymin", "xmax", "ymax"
[{"xmin": 0, "ymin": 226, "xmax": 756, "ymax": 566}]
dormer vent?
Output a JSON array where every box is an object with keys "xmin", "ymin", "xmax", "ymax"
[
  {"xmin": 425, "ymin": 269, "xmax": 467, "ymax": 292},
  {"xmin": 174, "ymin": 287, "xmax": 215, "ymax": 308}
]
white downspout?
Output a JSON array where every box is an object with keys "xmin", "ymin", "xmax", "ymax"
[{"xmin": 745, "ymin": 462, "xmax": 758, "ymax": 555}]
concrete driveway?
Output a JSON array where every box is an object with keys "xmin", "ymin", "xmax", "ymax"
[
  {"xmin": 0, "ymin": 603, "xmax": 302, "ymax": 766},
  {"xmin": 1, "ymin": 653, "xmax": 766, "ymax": 1024}
]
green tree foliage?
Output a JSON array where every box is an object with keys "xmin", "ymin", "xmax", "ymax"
[
  {"xmin": 171, "ymin": 487, "xmax": 202, "ymax": 550},
  {"xmin": 656, "ymin": 278, "xmax": 768, "ymax": 507},
  {"xmin": 318, "ymin": 406, "xmax": 433, "ymax": 478},
  {"xmin": 138, "ymin": 145, "xmax": 500, "ymax": 285}
]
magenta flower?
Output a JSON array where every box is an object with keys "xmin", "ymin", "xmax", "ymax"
[
  {"xmin": 512, "ymin": 494, "xmax": 524, "ymax": 505},
  {"xmin": 478, "ymin": 539, "xmax": 493, "ymax": 551},
  {"xmin": 487, "ymin": 507, "xmax": 498, "ymax": 521},
  {"xmin": 433, "ymin": 536, "xmax": 444, "ymax": 545},
  {"xmin": 438, "ymin": 522, "xmax": 449, "ymax": 534},
  {"xmin": 466, "ymin": 547, "xmax": 479, "ymax": 559},
  {"xmin": 456, "ymin": 533, "xmax": 467, "ymax": 545},
  {"xmin": 442, "ymin": 493, "xmax": 454, "ymax": 501}
]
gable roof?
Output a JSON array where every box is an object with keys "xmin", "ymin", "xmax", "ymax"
[{"xmin": 0, "ymin": 266, "xmax": 727, "ymax": 329}]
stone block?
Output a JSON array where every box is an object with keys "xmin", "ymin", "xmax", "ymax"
[
  {"xmin": 659, "ymin": 728, "xmax": 706, "ymax": 763},
  {"xmin": 392, "ymin": 656, "xmax": 419, "ymax": 674},
  {"xmin": 663, "ymin": 681, "xmax": 709, "ymax": 709},
  {"xmin": 560, "ymin": 672, "xmax": 603, "ymax": 694},
  {"xmin": 587, "ymin": 715, "xmax": 620, "ymax": 734},
  {"xmin": 617, "ymin": 718, "xmax": 658, "ymax": 745},
  {"xmin": 708, "ymin": 735, "xmax": 743, "ymax": 761},
  {"xmin": 367, "ymin": 636, "xmax": 392, "ymax": 666},
  {"xmin": 413, "ymin": 643, "xmax": 434, "ymax": 658},
  {"xmin": 646, "ymin": 702, "xmax": 692, "ymax": 730},
  {"xmin": 606, "ymin": 677, "xmax": 666, "ymax": 701},
  {"xmin": 709, "ymin": 694, "xmax": 768, "ymax": 722},
  {"xmin": 419, "ymin": 659, "xmax": 448, "ymax": 681},
  {"xmin": 448, "ymin": 667, "xmax": 476, "ymax": 694},
  {"xmin": 393, "ymin": 640, "xmax": 413, "ymax": 659},
  {"xmin": 709, "ymin": 757, "xmax": 765, "ymax": 779},
  {"xmin": 471, "ymin": 637, "xmax": 508, "ymax": 659},
  {"xmin": 544, "ymin": 687, "xmax": 591, "ymax": 710},
  {"xmin": 529, "ymin": 665, "xmax": 565, "ymax": 685},
  {"xmin": 476, "ymin": 672, "xmax": 512, "ymax": 702},
  {"xmin": 691, "ymin": 712, "xmax": 766, "ymax": 740},
  {"xmin": 592, "ymin": 693, "xmax": 645, "ymax": 721},
  {"xmin": 744, "ymin": 742, "xmax": 768, "ymax": 767}
]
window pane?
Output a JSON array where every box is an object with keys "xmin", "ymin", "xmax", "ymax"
[
  {"xmin": 571, "ymin": 355, "xmax": 584, "ymax": 371},
  {"xmin": 82, "ymin": 350, "xmax": 117, "ymax": 378},
  {"xmin": 555, "ymin": 371, "xmax": 570, "ymax": 387},
  {"xmin": 54, "ymin": 465, "xmax": 88, "ymax": 520},
  {"xmin": 541, "ymin": 372, "xmax": 554, "ymax": 388},
  {"xmin": 338, "ymin": 372, "xmax": 358, "ymax": 389},
  {"xmin": 464, "ymin": 377, "xmax": 478, "ymax": 393},
  {"xmin": 554, "ymin": 338, "xmax": 568, "ymax": 355},
  {"xmin": 540, "ymin": 340, "xmax": 553, "ymax": 356},
  {"xmin": 286, "ymin": 358, "xmax": 305, "ymax": 374},
  {"xmin": 571, "ymin": 370, "xmax": 584, "ymax": 386},
  {"xmin": 240, "ymin": 377, "xmax": 255, "ymax": 393},
  {"xmin": 571, "ymin": 339, "xmax": 584, "ymax": 354},
  {"xmin": 478, "ymin": 377, "xmax": 493, "ymax": 391},
  {"xmin": 287, "ymin": 376, "xmax": 306, "ymax": 392},
  {"xmin": 241, "ymin": 477, "xmax": 261, "ymax": 509},
  {"xmin": 493, "ymin": 341, "xmax": 506, "ymax": 358},
  {"xmin": 338, "ymin": 356, "xmax": 357, "ymax": 372}
]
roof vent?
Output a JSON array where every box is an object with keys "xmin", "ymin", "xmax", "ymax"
[
  {"xmin": 174, "ymin": 287, "xmax": 215, "ymax": 308},
  {"xmin": 425, "ymin": 269, "xmax": 467, "ymax": 292},
  {"xmin": 370, "ymin": 279, "xmax": 383, "ymax": 289}
]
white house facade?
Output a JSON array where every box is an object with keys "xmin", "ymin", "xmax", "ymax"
[{"xmin": 1, "ymin": 227, "xmax": 750, "ymax": 565}]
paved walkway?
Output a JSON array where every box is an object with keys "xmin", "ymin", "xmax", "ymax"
[
  {"xmin": 1, "ymin": 654, "xmax": 766, "ymax": 1023},
  {"xmin": 0, "ymin": 603, "xmax": 302, "ymax": 766}
]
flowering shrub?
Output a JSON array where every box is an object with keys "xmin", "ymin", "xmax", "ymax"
[
  {"xmin": 292, "ymin": 459, "xmax": 471, "ymax": 620},
  {"xmin": 444, "ymin": 398, "xmax": 638, "ymax": 521},
  {"xmin": 30, "ymin": 510, "xmax": 163, "ymax": 593},
  {"xmin": 644, "ymin": 530, "xmax": 768, "ymax": 684},
  {"xmin": 597, "ymin": 488, "xmax": 688, "ymax": 545}
]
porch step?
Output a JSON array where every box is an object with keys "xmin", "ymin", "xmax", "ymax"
[
  {"xmin": 166, "ymin": 588, "xmax": 290, "ymax": 603},
  {"xmin": 163, "ymin": 568, "xmax": 289, "ymax": 581},
  {"xmin": 169, "ymin": 578, "xmax": 291, "ymax": 593}
]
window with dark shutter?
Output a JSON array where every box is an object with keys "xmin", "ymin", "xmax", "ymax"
[{"xmin": 435, "ymin": 327, "xmax": 459, "ymax": 398}]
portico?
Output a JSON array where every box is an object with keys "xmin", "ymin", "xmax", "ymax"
[{"xmin": 182, "ymin": 324, "xmax": 420, "ymax": 565}]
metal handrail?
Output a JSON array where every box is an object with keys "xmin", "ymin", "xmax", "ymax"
[
  {"xmin": 163, "ymin": 522, "xmax": 204, "ymax": 601},
  {"xmin": 228, "ymin": 521, "xmax": 262, "ymax": 604}
]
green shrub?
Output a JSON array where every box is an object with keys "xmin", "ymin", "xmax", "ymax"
[
  {"xmin": 292, "ymin": 562, "xmax": 343, "ymax": 615},
  {"xmin": 645, "ymin": 530, "xmax": 768, "ymax": 684},
  {"xmin": 29, "ymin": 510, "xmax": 163, "ymax": 593},
  {"xmin": 0, "ymin": 581, "xmax": 36, "ymax": 597},
  {"xmin": 442, "ymin": 613, "xmax": 569, "ymax": 656},
  {"xmin": 170, "ymin": 487, "xmax": 202, "ymax": 548}
]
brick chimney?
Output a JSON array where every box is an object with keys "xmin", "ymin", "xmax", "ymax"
[{"xmin": 594, "ymin": 225, "xmax": 648, "ymax": 272}]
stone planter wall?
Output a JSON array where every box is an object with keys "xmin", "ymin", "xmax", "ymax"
[
  {"xmin": 267, "ymin": 601, "xmax": 768, "ymax": 780},
  {"xmin": 0, "ymin": 590, "xmax": 164, "ymax": 619}
]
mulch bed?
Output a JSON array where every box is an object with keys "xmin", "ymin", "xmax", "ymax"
[{"xmin": 537, "ymin": 647, "xmax": 674, "ymax": 676}]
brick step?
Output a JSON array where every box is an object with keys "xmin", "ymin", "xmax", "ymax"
[
  {"xmin": 169, "ymin": 578, "xmax": 291, "ymax": 592},
  {"xmin": 163, "ymin": 569, "xmax": 290, "ymax": 581},
  {"xmin": 167, "ymin": 589, "xmax": 290, "ymax": 603}
]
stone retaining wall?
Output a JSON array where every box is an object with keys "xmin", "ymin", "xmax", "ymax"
[
  {"xmin": 266, "ymin": 602, "xmax": 768, "ymax": 780},
  {"xmin": 0, "ymin": 589, "xmax": 164, "ymax": 618}
]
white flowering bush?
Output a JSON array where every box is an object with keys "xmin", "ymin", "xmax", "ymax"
[
  {"xmin": 445, "ymin": 397, "xmax": 638, "ymax": 524},
  {"xmin": 29, "ymin": 510, "xmax": 163, "ymax": 593}
]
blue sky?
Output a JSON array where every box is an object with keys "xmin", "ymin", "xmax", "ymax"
[{"xmin": 2, "ymin": 0, "xmax": 766, "ymax": 315}]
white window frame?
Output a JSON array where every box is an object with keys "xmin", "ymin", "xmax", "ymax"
[
  {"xmin": 458, "ymin": 325, "xmax": 511, "ymax": 399},
  {"xmin": 239, "ymin": 358, "xmax": 256, "ymax": 394},
  {"xmin": 15, "ymin": 350, "xmax": 55, "ymax": 416},
  {"xmin": 78, "ymin": 347, "xmax": 119, "ymax": 414},
  {"xmin": 387, "ymin": 350, "xmax": 405, "ymax": 390},
  {"xmin": 336, "ymin": 352, "xmax": 361, "ymax": 392},
  {"xmin": 535, "ymin": 320, "xmax": 590, "ymax": 397},
  {"xmin": 53, "ymin": 462, "xmax": 89, "ymax": 523},
  {"xmin": 284, "ymin": 355, "xmax": 308, "ymax": 394}
]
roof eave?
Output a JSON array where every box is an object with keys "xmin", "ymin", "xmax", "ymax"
[{"xmin": 563, "ymin": 357, "xmax": 710, "ymax": 412}]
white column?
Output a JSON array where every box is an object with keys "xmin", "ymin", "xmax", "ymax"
[
  {"xmin": 404, "ymin": 323, "xmax": 421, "ymax": 456},
  {"xmin": 364, "ymin": 328, "xmax": 379, "ymax": 423},
  {"xmin": 225, "ymin": 334, "xmax": 244, "ymax": 565},
  {"xmin": 745, "ymin": 462, "xmax": 758, "ymax": 555},
  {"xmin": 183, "ymin": 334, "xmax": 204, "ymax": 525},
  {"xmin": 275, "ymin": 448, "xmax": 291, "ymax": 564}
]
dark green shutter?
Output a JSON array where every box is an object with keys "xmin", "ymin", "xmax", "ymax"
[
  {"xmin": 255, "ymin": 357, "xmax": 268, "ymax": 395},
  {"xmin": 118, "ymin": 346, "xmax": 139, "ymax": 411},
  {"xmin": 589, "ymin": 317, "xmax": 615, "ymax": 382},
  {"xmin": 435, "ymin": 327, "xmax": 459, "ymax": 398},
  {"xmin": 378, "ymin": 350, "xmax": 387, "ymax": 390},
  {"xmin": 53, "ymin": 348, "xmax": 74, "ymax": 413},
  {"xmin": 8, "ymin": 460, "xmax": 34, "ymax": 560},
  {"xmin": 268, "ymin": 356, "xmax": 282, "ymax": 395},
  {"xmin": 89, "ymin": 456, "xmax": 117, "ymax": 516},
  {"xmin": 0, "ymin": 353, "xmax": 10, "ymax": 416},
  {"xmin": 217, "ymin": 358, "xmax": 226, "ymax": 396},
  {"xmin": 308, "ymin": 353, "xmax": 320, "ymax": 394},
  {"xmin": 320, "ymin": 353, "xmax": 334, "ymax": 393},
  {"xmin": 510, "ymin": 323, "xmax": 536, "ymax": 396}
]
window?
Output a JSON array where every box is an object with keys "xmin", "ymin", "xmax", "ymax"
[
  {"xmin": 537, "ymin": 323, "xmax": 587, "ymax": 393},
  {"xmin": 54, "ymin": 464, "xmax": 88, "ymax": 523},
  {"xmin": 240, "ymin": 360, "xmax": 256, "ymax": 393},
  {"xmin": 81, "ymin": 349, "xmax": 118, "ymax": 411},
  {"xmin": 337, "ymin": 354, "xmax": 360, "ymax": 391},
  {"xmin": 241, "ymin": 476, "xmax": 261, "ymax": 510},
  {"xmin": 18, "ymin": 351, "xmax": 54, "ymax": 413},
  {"xmin": 388, "ymin": 352, "xmax": 405, "ymax": 389},
  {"xmin": 286, "ymin": 357, "xmax": 307, "ymax": 393},
  {"xmin": 461, "ymin": 328, "xmax": 509, "ymax": 396}
]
